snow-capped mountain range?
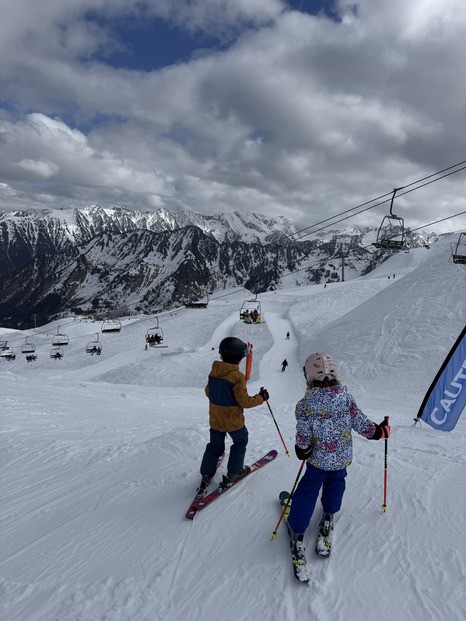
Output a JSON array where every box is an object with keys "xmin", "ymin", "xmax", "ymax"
[{"xmin": 0, "ymin": 206, "xmax": 437, "ymax": 328}]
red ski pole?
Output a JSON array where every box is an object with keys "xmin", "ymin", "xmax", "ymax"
[
  {"xmin": 261, "ymin": 388, "xmax": 290, "ymax": 456},
  {"xmin": 381, "ymin": 416, "xmax": 389, "ymax": 512}
]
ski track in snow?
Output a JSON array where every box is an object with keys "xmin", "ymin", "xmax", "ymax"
[{"xmin": 0, "ymin": 234, "xmax": 465, "ymax": 620}]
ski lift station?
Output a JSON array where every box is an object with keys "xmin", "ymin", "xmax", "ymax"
[
  {"xmin": 450, "ymin": 232, "xmax": 466, "ymax": 264},
  {"xmin": 185, "ymin": 292, "xmax": 209, "ymax": 309},
  {"xmin": 373, "ymin": 189, "xmax": 406, "ymax": 250},
  {"xmin": 101, "ymin": 319, "xmax": 122, "ymax": 333}
]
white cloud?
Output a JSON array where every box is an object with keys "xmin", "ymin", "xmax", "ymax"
[
  {"xmin": 16, "ymin": 158, "xmax": 60, "ymax": 179},
  {"xmin": 0, "ymin": 0, "xmax": 465, "ymax": 232}
]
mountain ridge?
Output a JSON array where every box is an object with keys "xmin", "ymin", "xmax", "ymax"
[{"xmin": 0, "ymin": 206, "xmax": 441, "ymax": 328}]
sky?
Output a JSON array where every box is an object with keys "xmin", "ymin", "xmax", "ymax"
[{"xmin": 0, "ymin": 0, "xmax": 465, "ymax": 233}]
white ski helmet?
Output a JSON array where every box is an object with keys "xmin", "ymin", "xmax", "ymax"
[{"xmin": 303, "ymin": 352, "xmax": 337, "ymax": 382}]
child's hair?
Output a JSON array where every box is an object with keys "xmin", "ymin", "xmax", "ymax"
[{"xmin": 307, "ymin": 377, "xmax": 341, "ymax": 389}]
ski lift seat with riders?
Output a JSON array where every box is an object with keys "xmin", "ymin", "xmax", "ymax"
[
  {"xmin": 50, "ymin": 348, "xmax": 64, "ymax": 359},
  {"xmin": 373, "ymin": 188, "xmax": 406, "ymax": 250},
  {"xmin": 86, "ymin": 334, "xmax": 102, "ymax": 355},
  {"xmin": 146, "ymin": 319, "xmax": 165, "ymax": 347},
  {"xmin": 450, "ymin": 232, "xmax": 466, "ymax": 264},
  {"xmin": 239, "ymin": 297, "xmax": 262, "ymax": 323}
]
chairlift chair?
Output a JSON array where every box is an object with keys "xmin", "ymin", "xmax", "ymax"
[
  {"xmin": 101, "ymin": 319, "xmax": 122, "ymax": 333},
  {"xmin": 239, "ymin": 299, "xmax": 262, "ymax": 322},
  {"xmin": 52, "ymin": 327, "xmax": 69, "ymax": 346},
  {"xmin": 146, "ymin": 326, "xmax": 164, "ymax": 347},
  {"xmin": 21, "ymin": 337, "xmax": 36, "ymax": 354},
  {"xmin": 86, "ymin": 334, "xmax": 102, "ymax": 355},
  {"xmin": 50, "ymin": 348, "xmax": 64, "ymax": 359},
  {"xmin": 0, "ymin": 346, "xmax": 15, "ymax": 360},
  {"xmin": 373, "ymin": 188, "xmax": 406, "ymax": 250},
  {"xmin": 450, "ymin": 232, "xmax": 466, "ymax": 264}
]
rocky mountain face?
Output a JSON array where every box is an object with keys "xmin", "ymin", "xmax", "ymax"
[{"xmin": 0, "ymin": 206, "xmax": 433, "ymax": 328}]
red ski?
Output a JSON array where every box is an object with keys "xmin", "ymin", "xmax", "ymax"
[
  {"xmin": 191, "ymin": 450, "xmax": 278, "ymax": 515},
  {"xmin": 185, "ymin": 453, "xmax": 224, "ymax": 519}
]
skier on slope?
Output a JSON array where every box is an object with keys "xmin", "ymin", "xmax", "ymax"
[
  {"xmin": 286, "ymin": 352, "xmax": 390, "ymax": 558},
  {"xmin": 196, "ymin": 337, "xmax": 269, "ymax": 496}
]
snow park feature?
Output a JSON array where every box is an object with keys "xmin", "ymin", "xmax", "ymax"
[{"xmin": 0, "ymin": 232, "xmax": 465, "ymax": 620}]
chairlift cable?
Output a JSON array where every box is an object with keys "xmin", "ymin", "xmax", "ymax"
[{"xmin": 292, "ymin": 160, "xmax": 466, "ymax": 242}]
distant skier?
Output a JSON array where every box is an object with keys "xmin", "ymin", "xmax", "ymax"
[
  {"xmin": 285, "ymin": 352, "xmax": 390, "ymax": 561},
  {"xmin": 196, "ymin": 337, "xmax": 269, "ymax": 497},
  {"xmin": 286, "ymin": 331, "xmax": 290, "ymax": 340},
  {"xmin": 281, "ymin": 359, "xmax": 288, "ymax": 372}
]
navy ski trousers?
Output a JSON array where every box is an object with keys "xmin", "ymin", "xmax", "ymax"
[
  {"xmin": 288, "ymin": 463, "xmax": 347, "ymax": 535},
  {"xmin": 200, "ymin": 426, "xmax": 248, "ymax": 477}
]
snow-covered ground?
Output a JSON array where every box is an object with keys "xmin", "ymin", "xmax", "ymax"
[{"xmin": 1, "ymin": 234, "xmax": 465, "ymax": 621}]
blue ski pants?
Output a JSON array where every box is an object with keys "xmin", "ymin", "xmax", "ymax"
[
  {"xmin": 288, "ymin": 463, "xmax": 347, "ymax": 535},
  {"xmin": 200, "ymin": 426, "xmax": 249, "ymax": 476}
]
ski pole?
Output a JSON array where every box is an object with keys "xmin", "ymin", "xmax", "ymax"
[
  {"xmin": 261, "ymin": 387, "xmax": 290, "ymax": 456},
  {"xmin": 381, "ymin": 416, "xmax": 389, "ymax": 512},
  {"xmin": 271, "ymin": 460, "xmax": 306, "ymax": 538}
]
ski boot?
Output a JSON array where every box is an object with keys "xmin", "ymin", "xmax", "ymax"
[
  {"xmin": 286, "ymin": 521, "xmax": 309, "ymax": 581},
  {"xmin": 195, "ymin": 474, "xmax": 212, "ymax": 498},
  {"xmin": 315, "ymin": 512, "xmax": 334, "ymax": 557},
  {"xmin": 220, "ymin": 465, "xmax": 251, "ymax": 489}
]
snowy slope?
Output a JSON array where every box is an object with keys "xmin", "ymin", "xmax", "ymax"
[{"xmin": 0, "ymin": 234, "xmax": 465, "ymax": 621}]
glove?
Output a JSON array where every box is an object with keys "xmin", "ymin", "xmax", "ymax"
[
  {"xmin": 259, "ymin": 387, "xmax": 269, "ymax": 402},
  {"xmin": 295, "ymin": 444, "xmax": 313, "ymax": 460},
  {"xmin": 369, "ymin": 418, "xmax": 390, "ymax": 440}
]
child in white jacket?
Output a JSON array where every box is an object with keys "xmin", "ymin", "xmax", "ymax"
[{"xmin": 287, "ymin": 353, "xmax": 389, "ymax": 555}]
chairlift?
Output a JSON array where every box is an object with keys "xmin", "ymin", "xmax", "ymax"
[
  {"xmin": 450, "ymin": 232, "xmax": 466, "ymax": 264},
  {"xmin": 101, "ymin": 319, "xmax": 122, "ymax": 333},
  {"xmin": 21, "ymin": 337, "xmax": 36, "ymax": 354},
  {"xmin": 373, "ymin": 188, "xmax": 406, "ymax": 250},
  {"xmin": 26, "ymin": 354, "xmax": 37, "ymax": 362},
  {"xmin": 146, "ymin": 319, "xmax": 165, "ymax": 347},
  {"xmin": 86, "ymin": 334, "xmax": 102, "ymax": 355},
  {"xmin": 239, "ymin": 299, "xmax": 263, "ymax": 323},
  {"xmin": 50, "ymin": 348, "xmax": 64, "ymax": 360},
  {"xmin": 0, "ymin": 345, "xmax": 15, "ymax": 361},
  {"xmin": 52, "ymin": 326, "xmax": 69, "ymax": 346}
]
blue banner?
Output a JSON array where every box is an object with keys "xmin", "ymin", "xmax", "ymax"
[{"xmin": 416, "ymin": 326, "xmax": 466, "ymax": 431}]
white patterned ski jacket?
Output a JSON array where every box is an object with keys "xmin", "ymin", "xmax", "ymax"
[{"xmin": 295, "ymin": 385, "xmax": 377, "ymax": 471}]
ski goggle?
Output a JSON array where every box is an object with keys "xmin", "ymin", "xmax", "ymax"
[{"xmin": 243, "ymin": 344, "xmax": 251, "ymax": 357}]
